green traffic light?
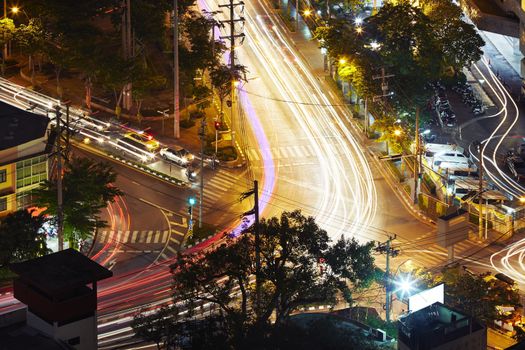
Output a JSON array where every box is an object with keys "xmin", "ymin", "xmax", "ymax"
[{"xmin": 188, "ymin": 197, "xmax": 196, "ymax": 206}]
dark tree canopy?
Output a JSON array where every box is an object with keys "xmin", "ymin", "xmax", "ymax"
[
  {"xmin": 33, "ymin": 157, "xmax": 122, "ymax": 244},
  {"xmin": 0, "ymin": 209, "xmax": 49, "ymax": 268},
  {"xmin": 168, "ymin": 210, "xmax": 377, "ymax": 347},
  {"xmin": 315, "ymin": 0, "xmax": 483, "ymax": 115}
]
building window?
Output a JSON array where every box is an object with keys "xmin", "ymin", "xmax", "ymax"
[
  {"xmin": 16, "ymin": 192, "xmax": 33, "ymax": 210},
  {"xmin": 16, "ymin": 155, "xmax": 47, "ymax": 189},
  {"xmin": 0, "ymin": 197, "xmax": 7, "ymax": 212}
]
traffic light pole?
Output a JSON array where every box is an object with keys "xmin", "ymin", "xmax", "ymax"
[{"xmin": 199, "ymin": 118, "xmax": 206, "ymax": 229}]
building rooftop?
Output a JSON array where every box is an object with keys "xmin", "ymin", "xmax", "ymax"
[
  {"xmin": 398, "ymin": 302, "xmax": 485, "ymax": 349},
  {"xmin": 0, "ymin": 101, "xmax": 49, "ymax": 151},
  {"xmin": 10, "ymin": 249, "xmax": 112, "ymax": 296}
]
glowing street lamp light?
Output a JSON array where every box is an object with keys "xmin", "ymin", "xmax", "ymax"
[
  {"xmin": 303, "ymin": 9, "xmax": 312, "ymax": 16},
  {"xmin": 338, "ymin": 58, "xmax": 347, "ymax": 65},
  {"xmin": 393, "ymin": 129, "xmax": 402, "ymax": 137},
  {"xmin": 393, "ymin": 273, "xmax": 415, "ymax": 297},
  {"xmin": 356, "ymin": 26, "xmax": 363, "ymax": 34},
  {"xmin": 11, "ymin": 6, "xmax": 18, "ymax": 14},
  {"xmin": 370, "ymin": 40, "xmax": 381, "ymax": 50},
  {"xmin": 355, "ymin": 17, "xmax": 363, "ymax": 25}
]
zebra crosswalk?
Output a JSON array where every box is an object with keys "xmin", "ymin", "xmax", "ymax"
[
  {"xmin": 245, "ymin": 145, "xmax": 319, "ymax": 161},
  {"xmin": 98, "ymin": 230, "xmax": 170, "ymax": 244},
  {"xmin": 401, "ymin": 238, "xmax": 491, "ymax": 269}
]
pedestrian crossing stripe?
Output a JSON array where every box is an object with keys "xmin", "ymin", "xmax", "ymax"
[
  {"xmin": 98, "ymin": 230, "xmax": 170, "ymax": 244},
  {"xmin": 246, "ymin": 145, "xmax": 322, "ymax": 161}
]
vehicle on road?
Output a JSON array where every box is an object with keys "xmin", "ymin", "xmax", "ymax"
[
  {"xmin": 160, "ymin": 146, "xmax": 194, "ymax": 167},
  {"xmin": 123, "ymin": 131, "xmax": 160, "ymax": 151},
  {"xmin": 505, "ymin": 150, "xmax": 525, "ymax": 181},
  {"xmin": 186, "ymin": 167, "xmax": 197, "ymax": 182}
]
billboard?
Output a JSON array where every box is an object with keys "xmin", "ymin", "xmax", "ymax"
[{"xmin": 408, "ymin": 284, "xmax": 444, "ymax": 313}]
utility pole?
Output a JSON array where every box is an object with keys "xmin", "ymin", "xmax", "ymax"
[
  {"xmin": 375, "ymin": 235, "xmax": 399, "ymax": 323},
  {"xmin": 363, "ymin": 97, "xmax": 368, "ymax": 135},
  {"xmin": 296, "ymin": 0, "xmax": 300, "ymax": 31},
  {"xmin": 122, "ymin": 0, "xmax": 133, "ymax": 111},
  {"xmin": 219, "ymin": 0, "xmax": 245, "ymax": 141},
  {"xmin": 198, "ymin": 118, "xmax": 206, "ymax": 229},
  {"xmin": 55, "ymin": 105, "xmax": 64, "ymax": 251},
  {"xmin": 414, "ymin": 107, "xmax": 420, "ymax": 204},
  {"xmin": 240, "ymin": 180, "xmax": 261, "ymax": 314},
  {"xmin": 372, "ymin": 68, "xmax": 394, "ymax": 154},
  {"xmin": 478, "ymin": 142, "xmax": 485, "ymax": 240},
  {"xmin": 173, "ymin": 0, "xmax": 180, "ymax": 139},
  {"xmin": 218, "ymin": 0, "xmax": 245, "ymax": 71},
  {"xmin": 372, "ymin": 68, "xmax": 395, "ymax": 104}
]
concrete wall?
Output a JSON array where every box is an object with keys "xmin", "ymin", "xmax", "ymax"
[{"xmin": 28, "ymin": 311, "xmax": 97, "ymax": 350}]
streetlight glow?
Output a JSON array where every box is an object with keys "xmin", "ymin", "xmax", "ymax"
[
  {"xmin": 11, "ymin": 6, "xmax": 19, "ymax": 14},
  {"xmin": 303, "ymin": 9, "xmax": 312, "ymax": 16},
  {"xmin": 338, "ymin": 58, "xmax": 346, "ymax": 65},
  {"xmin": 355, "ymin": 17, "xmax": 363, "ymax": 25},
  {"xmin": 356, "ymin": 26, "xmax": 363, "ymax": 34},
  {"xmin": 393, "ymin": 129, "xmax": 402, "ymax": 136}
]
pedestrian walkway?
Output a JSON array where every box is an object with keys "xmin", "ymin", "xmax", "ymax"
[
  {"xmin": 245, "ymin": 144, "xmax": 318, "ymax": 160},
  {"xmin": 98, "ymin": 230, "xmax": 170, "ymax": 244},
  {"xmin": 402, "ymin": 236, "xmax": 496, "ymax": 269}
]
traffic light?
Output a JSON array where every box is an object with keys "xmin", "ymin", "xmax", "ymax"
[
  {"xmin": 214, "ymin": 121, "xmax": 221, "ymax": 130},
  {"xmin": 188, "ymin": 197, "xmax": 196, "ymax": 206}
]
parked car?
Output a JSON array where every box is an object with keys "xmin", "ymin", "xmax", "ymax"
[{"xmin": 160, "ymin": 146, "xmax": 194, "ymax": 166}]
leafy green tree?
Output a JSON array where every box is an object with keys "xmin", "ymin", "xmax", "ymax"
[
  {"xmin": 210, "ymin": 64, "xmax": 247, "ymax": 124},
  {"xmin": 419, "ymin": 0, "xmax": 484, "ymax": 71},
  {"xmin": 0, "ymin": 209, "xmax": 49, "ymax": 268},
  {"xmin": 33, "ymin": 157, "xmax": 122, "ymax": 245},
  {"xmin": 371, "ymin": 114, "xmax": 412, "ymax": 154},
  {"xmin": 414, "ymin": 266, "xmax": 521, "ymax": 325},
  {"xmin": 14, "ymin": 19, "xmax": 47, "ymax": 86},
  {"xmin": 316, "ymin": 1, "xmax": 483, "ymax": 118},
  {"xmin": 130, "ymin": 61, "xmax": 167, "ymax": 117},
  {"xmin": 0, "ymin": 18, "xmax": 15, "ymax": 74},
  {"xmin": 132, "ymin": 306, "xmax": 178, "ymax": 350},
  {"xmin": 170, "ymin": 210, "xmax": 377, "ymax": 346}
]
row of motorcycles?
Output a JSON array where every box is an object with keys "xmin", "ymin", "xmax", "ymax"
[
  {"xmin": 432, "ymin": 83, "xmax": 456, "ymax": 127},
  {"xmin": 452, "ymin": 82, "xmax": 485, "ymax": 116}
]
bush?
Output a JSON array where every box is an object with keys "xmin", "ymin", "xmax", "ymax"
[
  {"xmin": 217, "ymin": 146, "xmax": 237, "ymax": 161},
  {"xmin": 180, "ymin": 118, "xmax": 196, "ymax": 129}
]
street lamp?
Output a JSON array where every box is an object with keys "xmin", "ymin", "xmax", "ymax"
[
  {"xmin": 303, "ymin": 9, "xmax": 312, "ymax": 16},
  {"xmin": 338, "ymin": 57, "xmax": 347, "ymax": 65},
  {"xmin": 393, "ymin": 129, "xmax": 402, "ymax": 136}
]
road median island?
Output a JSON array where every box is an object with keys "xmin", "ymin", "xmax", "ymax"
[{"xmin": 72, "ymin": 139, "xmax": 187, "ymax": 188}]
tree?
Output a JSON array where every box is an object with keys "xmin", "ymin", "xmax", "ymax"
[
  {"xmin": 14, "ymin": 19, "xmax": 47, "ymax": 86},
  {"xmin": 131, "ymin": 306, "xmax": 178, "ymax": 350},
  {"xmin": 0, "ymin": 209, "xmax": 49, "ymax": 268},
  {"xmin": 414, "ymin": 266, "xmax": 522, "ymax": 325},
  {"xmin": 210, "ymin": 64, "xmax": 247, "ymax": 124},
  {"xmin": 170, "ymin": 210, "xmax": 377, "ymax": 347},
  {"xmin": 33, "ymin": 157, "xmax": 122, "ymax": 245},
  {"xmin": 315, "ymin": 1, "xmax": 483, "ymax": 118},
  {"xmin": 371, "ymin": 114, "xmax": 412, "ymax": 154},
  {"xmin": 0, "ymin": 18, "xmax": 16, "ymax": 75}
]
